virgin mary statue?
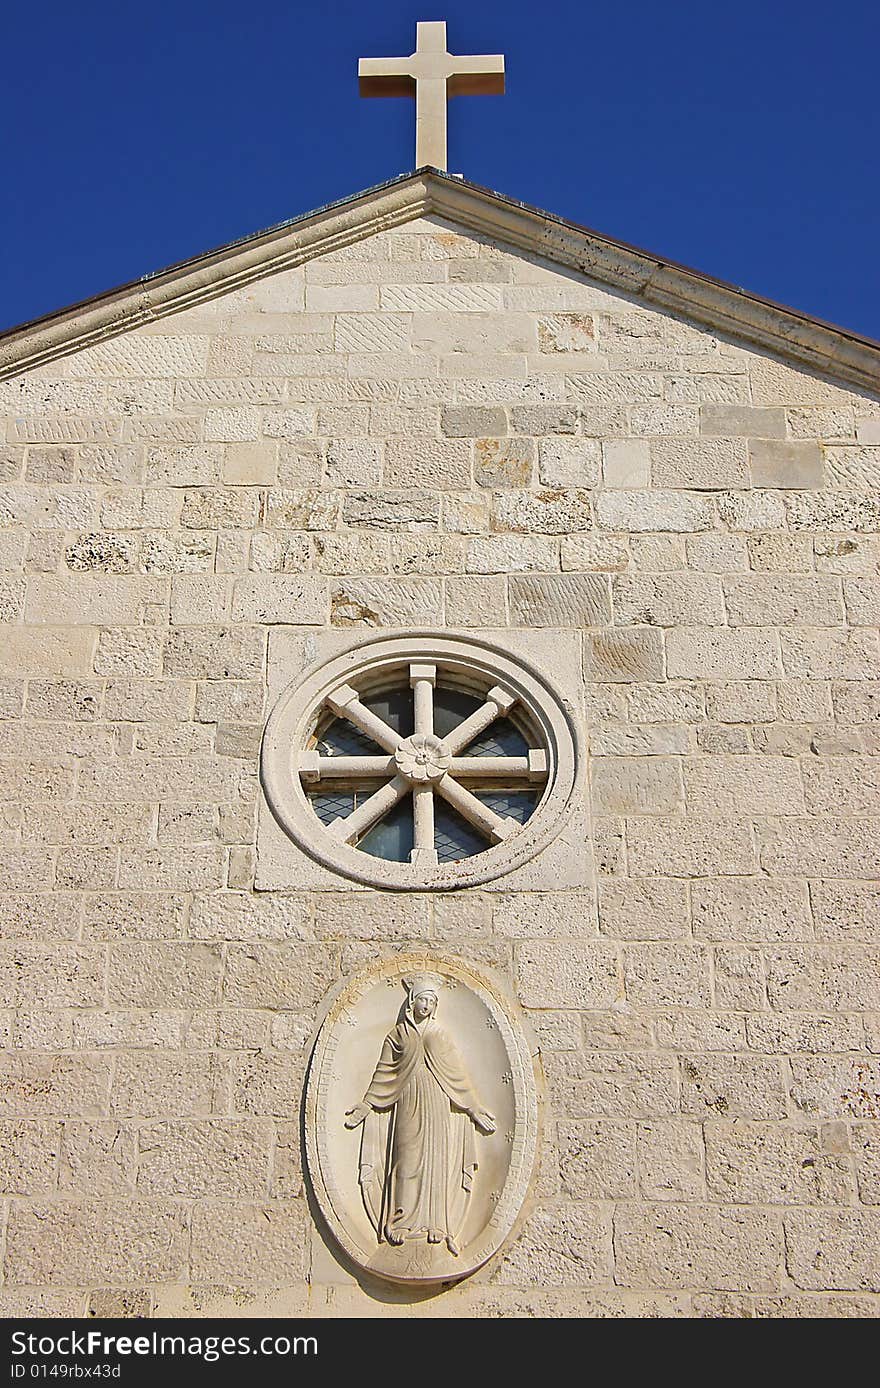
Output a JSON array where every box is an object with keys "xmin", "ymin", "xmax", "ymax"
[{"xmin": 344, "ymin": 975, "xmax": 496, "ymax": 1257}]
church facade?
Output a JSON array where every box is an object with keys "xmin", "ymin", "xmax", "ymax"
[{"xmin": 0, "ymin": 169, "xmax": 878, "ymax": 1316}]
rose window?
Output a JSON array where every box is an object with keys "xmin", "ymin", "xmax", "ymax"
[{"xmin": 261, "ymin": 635, "xmax": 578, "ymax": 890}]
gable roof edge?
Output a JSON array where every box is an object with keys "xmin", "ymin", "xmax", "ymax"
[{"xmin": 1, "ymin": 169, "xmax": 877, "ymax": 395}]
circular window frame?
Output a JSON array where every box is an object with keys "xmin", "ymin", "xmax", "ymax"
[{"xmin": 261, "ymin": 632, "xmax": 581, "ymax": 891}]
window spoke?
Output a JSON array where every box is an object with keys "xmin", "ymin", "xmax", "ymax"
[
  {"xmin": 326, "ymin": 774, "xmax": 411, "ymax": 844},
  {"xmin": 299, "ymin": 752, "xmax": 394, "ymax": 784},
  {"xmin": 448, "ymin": 750, "xmax": 548, "ymax": 781},
  {"xmin": 436, "ymin": 775, "xmax": 517, "ymax": 845},
  {"xmin": 443, "ymin": 685, "xmax": 517, "ymax": 755},
  {"xmin": 325, "ymin": 684, "xmax": 403, "ymax": 753}
]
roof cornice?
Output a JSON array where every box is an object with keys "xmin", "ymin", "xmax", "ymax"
[{"xmin": 1, "ymin": 169, "xmax": 878, "ymax": 394}]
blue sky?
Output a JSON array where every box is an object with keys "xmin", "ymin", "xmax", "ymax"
[{"xmin": 3, "ymin": 0, "xmax": 878, "ymax": 338}]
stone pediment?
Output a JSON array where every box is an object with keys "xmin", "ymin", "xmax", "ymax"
[{"xmin": 1, "ymin": 168, "xmax": 878, "ymax": 394}]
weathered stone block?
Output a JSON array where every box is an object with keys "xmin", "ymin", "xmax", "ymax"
[
  {"xmin": 516, "ymin": 940, "xmax": 620, "ymax": 1008},
  {"xmin": 596, "ymin": 490, "xmax": 713, "ymax": 532},
  {"xmin": 615, "ymin": 1205, "xmax": 783, "ymax": 1291},
  {"xmin": 508, "ymin": 573, "xmax": 610, "ymax": 627},
  {"xmin": 5, "ymin": 1200, "xmax": 189, "ymax": 1285}
]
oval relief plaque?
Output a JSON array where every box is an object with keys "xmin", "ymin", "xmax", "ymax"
[{"xmin": 305, "ymin": 955, "xmax": 540, "ymax": 1284}]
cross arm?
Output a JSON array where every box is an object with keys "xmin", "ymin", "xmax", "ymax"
[
  {"xmin": 448, "ymin": 57, "xmax": 505, "ymax": 97},
  {"xmin": 358, "ymin": 58, "xmax": 415, "ymax": 97}
]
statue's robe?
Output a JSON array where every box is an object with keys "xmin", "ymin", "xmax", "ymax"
[{"xmin": 358, "ymin": 1015, "xmax": 482, "ymax": 1250}]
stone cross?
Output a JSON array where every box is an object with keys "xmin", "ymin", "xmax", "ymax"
[{"xmin": 358, "ymin": 21, "xmax": 505, "ymax": 171}]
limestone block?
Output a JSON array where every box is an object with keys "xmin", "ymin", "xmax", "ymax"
[
  {"xmin": 824, "ymin": 446, "xmax": 880, "ymax": 489},
  {"xmin": 117, "ymin": 845, "xmax": 225, "ymax": 891},
  {"xmin": 224, "ymin": 943, "xmax": 338, "ymax": 1010},
  {"xmin": 746, "ymin": 1014, "xmax": 865, "ymax": 1053},
  {"xmin": 624, "ymin": 943, "xmax": 710, "ymax": 1005},
  {"xmin": 843, "ymin": 576, "xmax": 880, "ymax": 626},
  {"xmin": 785, "ymin": 1210, "xmax": 880, "ymax": 1291},
  {"xmin": 831, "ymin": 681, "xmax": 880, "ymax": 725},
  {"xmin": 163, "ymin": 626, "xmax": 264, "ymax": 678},
  {"xmin": 557, "ymin": 1121, "xmax": 636, "ymax": 1198},
  {"xmin": 380, "ymin": 283, "xmax": 502, "ymax": 312},
  {"xmin": 111, "ymin": 1054, "xmax": 220, "ymax": 1118},
  {"xmin": 232, "ymin": 1053, "xmax": 304, "ymax": 1117},
  {"xmin": 626, "ymin": 818, "xmax": 756, "ymax": 876},
  {"xmin": 474, "ymin": 437, "xmax": 536, "ymax": 488},
  {"xmin": 810, "ymin": 881, "xmax": 880, "ymax": 941},
  {"xmin": 146, "ymin": 445, "xmax": 223, "ymax": 488},
  {"xmin": 599, "ymin": 879, "xmax": 689, "ymax": 939},
  {"xmin": 691, "ymin": 877, "xmax": 812, "ymax": 942},
  {"xmin": 516, "ymin": 940, "xmax": 620, "ymax": 1008},
  {"xmin": 651, "ymin": 438, "xmax": 749, "ymax": 489},
  {"xmin": 653, "ymin": 1012, "xmax": 747, "ymax": 1052},
  {"xmin": 705, "ymin": 681, "xmax": 778, "ymax": 722},
  {"xmin": 780, "ymin": 629, "xmax": 879, "ymax": 682},
  {"xmin": 68, "ymin": 335, "xmax": 210, "ymax": 378},
  {"xmin": 508, "ymin": 405, "xmax": 578, "ymax": 435},
  {"xmin": 615, "ymin": 1205, "xmax": 782, "ymax": 1291},
  {"xmin": 700, "ymin": 404, "xmax": 787, "ymax": 437},
  {"xmin": 666, "ymin": 627, "xmax": 781, "ymax": 679},
  {"xmin": 444, "ymin": 575, "xmax": 507, "ymax": 626},
  {"xmin": 765, "ymin": 945, "xmax": 880, "ymax": 1012},
  {"xmin": 560, "ymin": 536, "xmax": 629, "ymax": 572},
  {"xmin": 230, "ymin": 576, "xmax": 326, "ymax": 624},
  {"xmin": 803, "ymin": 757, "xmax": 880, "ymax": 815},
  {"xmin": 0, "ymin": 1120, "xmax": 60, "ymax": 1194},
  {"xmin": 187, "ymin": 1199, "xmax": 305, "ymax": 1282},
  {"xmin": 637, "ymin": 1120, "xmax": 705, "ymax": 1200},
  {"xmin": 602, "ymin": 440, "xmax": 650, "ymax": 489},
  {"xmin": 466, "ymin": 535, "xmax": 558, "ymax": 573},
  {"xmin": 81, "ymin": 894, "xmax": 185, "ymax": 941},
  {"xmin": 384, "ymin": 437, "xmax": 471, "ymax": 489},
  {"xmin": 591, "ymin": 758, "xmax": 683, "ymax": 816},
  {"xmin": 222, "ymin": 442, "xmax": 278, "ymax": 486},
  {"xmin": 712, "ymin": 945, "xmax": 765, "ymax": 1009},
  {"xmin": 441, "ymin": 405, "xmax": 506, "ymax": 437},
  {"xmin": 342, "ymin": 489, "xmax": 440, "ymax": 530},
  {"xmin": 680, "ymin": 1054, "xmax": 788, "ymax": 1119},
  {"xmin": 785, "ymin": 491, "xmax": 880, "ymax": 532},
  {"xmin": 493, "ymin": 892, "xmax": 597, "ymax": 938},
  {"xmin": 137, "ymin": 1120, "xmax": 272, "ymax": 1197},
  {"xmin": 612, "ymin": 574, "xmax": 725, "ymax": 627},
  {"xmin": 59, "ymin": 1121, "xmax": 137, "ymax": 1196},
  {"xmin": 313, "ymin": 892, "xmax": 431, "ymax": 940},
  {"xmin": 189, "ymin": 893, "xmax": 310, "ymax": 942},
  {"xmin": 5, "ymin": 1200, "xmax": 189, "ymax": 1285},
  {"xmin": 538, "ymin": 437, "xmax": 600, "ymax": 488},
  {"xmin": 0, "ymin": 1054, "xmax": 110, "ymax": 1117},
  {"xmin": 715, "ymin": 489, "xmax": 787, "ymax": 531},
  {"xmin": 684, "ymin": 756, "xmax": 804, "ymax": 815},
  {"xmin": 706, "ymin": 1123, "xmax": 852, "ymax": 1206},
  {"xmin": 330, "ymin": 577, "xmax": 442, "ymax": 626},
  {"xmin": 567, "ymin": 372, "xmax": 661, "ymax": 404},
  {"xmin": 493, "ymin": 489, "xmax": 593, "ymax": 534},
  {"xmin": 494, "ymin": 1201, "xmax": 613, "ymax": 1287},
  {"xmin": 759, "ymin": 814, "xmax": 880, "ymax": 876},
  {"xmin": 508, "ymin": 573, "xmax": 610, "ymax": 627},
  {"xmin": 585, "ymin": 627, "xmax": 665, "ymax": 682},
  {"xmin": 538, "ymin": 313, "xmax": 595, "ymax": 353},
  {"xmin": 597, "ymin": 490, "xmax": 713, "ymax": 532},
  {"xmin": 108, "ymin": 943, "xmax": 222, "ymax": 1007},
  {"xmin": 724, "ymin": 575, "xmax": 844, "ymax": 627}
]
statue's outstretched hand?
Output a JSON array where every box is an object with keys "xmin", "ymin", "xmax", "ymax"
[
  {"xmin": 344, "ymin": 1102, "xmax": 371, "ymax": 1129},
  {"xmin": 471, "ymin": 1108, "xmax": 496, "ymax": 1135}
]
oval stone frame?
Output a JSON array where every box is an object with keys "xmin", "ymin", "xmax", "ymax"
[
  {"xmin": 261, "ymin": 632, "xmax": 581, "ymax": 891},
  {"xmin": 304, "ymin": 954, "xmax": 541, "ymax": 1285}
]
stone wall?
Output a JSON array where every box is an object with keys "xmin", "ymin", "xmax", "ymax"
[{"xmin": 0, "ymin": 215, "xmax": 878, "ymax": 1317}]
